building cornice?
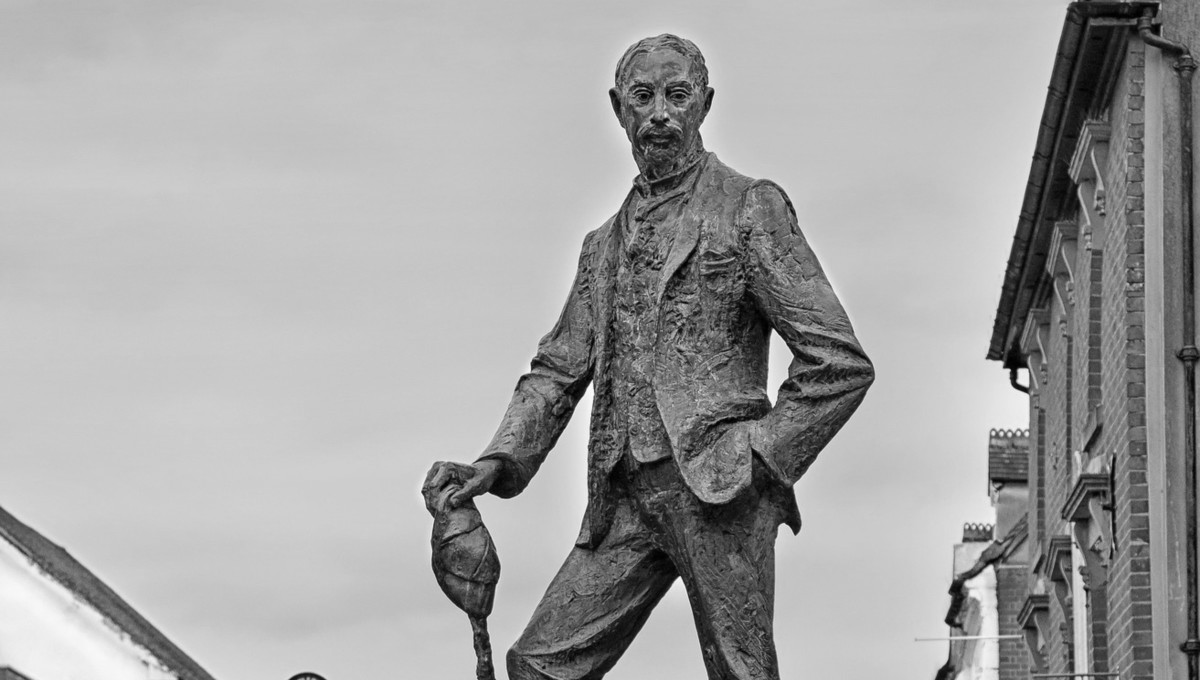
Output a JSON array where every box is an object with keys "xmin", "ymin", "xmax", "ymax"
[
  {"xmin": 987, "ymin": 2, "xmax": 1157, "ymax": 367},
  {"xmin": 1044, "ymin": 534, "xmax": 1074, "ymax": 583},
  {"xmin": 1062, "ymin": 472, "xmax": 1111, "ymax": 522}
]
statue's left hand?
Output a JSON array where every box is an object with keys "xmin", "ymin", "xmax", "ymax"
[{"xmin": 423, "ymin": 460, "xmax": 502, "ymax": 509}]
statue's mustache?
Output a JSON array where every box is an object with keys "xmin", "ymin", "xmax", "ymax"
[{"xmin": 636, "ymin": 122, "xmax": 682, "ymax": 145}]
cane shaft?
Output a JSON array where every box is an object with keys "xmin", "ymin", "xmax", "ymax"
[{"xmin": 470, "ymin": 615, "xmax": 495, "ymax": 680}]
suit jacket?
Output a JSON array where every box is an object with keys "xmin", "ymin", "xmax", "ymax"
[{"xmin": 479, "ymin": 152, "xmax": 874, "ymax": 548}]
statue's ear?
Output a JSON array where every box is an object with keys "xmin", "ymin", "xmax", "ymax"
[
  {"xmin": 609, "ymin": 88, "xmax": 623, "ymax": 123},
  {"xmin": 701, "ymin": 87, "xmax": 714, "ymax": 120}
]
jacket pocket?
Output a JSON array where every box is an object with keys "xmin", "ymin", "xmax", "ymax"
[
  {"xmin": 698, "ymin": 254, "xmax": 737, "ymax": 277},
  {"xmin": 695, "ymin": 250, "xmax": 740, "ymax": 348}
]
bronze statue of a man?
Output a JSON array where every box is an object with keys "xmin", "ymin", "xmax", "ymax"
[{"xmin": 427, "ymin": 34, "xmax": 874, "ymax": 680}]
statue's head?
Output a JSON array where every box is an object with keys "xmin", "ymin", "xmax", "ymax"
[{"xmin": 610, "ymin": 34, "xmax": 714, "ymax": 178}]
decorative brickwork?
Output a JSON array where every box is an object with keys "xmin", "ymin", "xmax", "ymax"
[
  {"xmin": 962, "ymin": 523, "xmax": 995, "ymax": 543},
  {"xmin": 1033, "ymin": 407, "xmax": 1047, "ymax": 560},
  {"xmin": 1041, "ymin": 309, "xmax": 1077, "ymax": 678},
  {"xmin": 1099, "ymin": 38, "xmax": 1154, "ymax": 680}
]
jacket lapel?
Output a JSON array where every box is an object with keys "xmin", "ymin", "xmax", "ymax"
[
  {"xmin": 655, "ymin": 156, "xmax": 714, "ymax": 304},
  {"xmin": 592, "ymin": 197, "xmax": 626, "ymax": 379},
  {"xmin": 586, "ymin": 203, "xmax": 625, "ymax": 482},
  {"xmin": 655, "ymin": 213, "xmax": 700, "ymax": 305}
]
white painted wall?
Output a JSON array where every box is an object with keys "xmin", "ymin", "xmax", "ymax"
[
  {"xmin": 965, "ymin": 567, "xmax": 1000, "ymax": 680},
  {"xmin": 0, "ymin": 538, "xmax": 176, "ymax": 680},
  {"xmin": 952, "ymin": 564, "xmax": 999, "ymax": 680}
]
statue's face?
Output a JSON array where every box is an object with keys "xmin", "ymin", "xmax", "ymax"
[{"xmin": 610, "ymin": 49, "xmax": 713, "ymax": 175}]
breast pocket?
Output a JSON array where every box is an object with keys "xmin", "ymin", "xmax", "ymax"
[
  {"xmin": 698, "ymin": 254, "xmax": 737, "ymax": 278},
  {"xmin": 697, "ymin": 249, "xmax": 741, "ymax": 296},
  {"xmin": 694, "ymin": 250, "xmax": 742, "ymax": 348}
]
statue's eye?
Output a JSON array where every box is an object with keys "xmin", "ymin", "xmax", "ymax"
[
  {"xmin": 631, "ymin": 90, "xmax": 652, "ymax": 105},
  {"xmin": 669, "ymin": 90, "xmax": 689, "ymax": 104}
]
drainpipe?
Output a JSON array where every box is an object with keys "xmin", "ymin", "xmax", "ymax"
[
  {"xmin": 1136, "ymin": 9, "xmax": 1199, "ymax": 680},
  {"xmin": 1009, "ymin": 368, "xmax": 1030, "ymax": 394}
]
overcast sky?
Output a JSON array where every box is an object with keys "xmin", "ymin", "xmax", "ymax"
[{"xmin": 0, "ymin": 1, "xmax": 1065, "ymax": 678}]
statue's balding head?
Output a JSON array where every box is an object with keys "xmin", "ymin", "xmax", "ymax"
[{"xmin": 614, "ymin": 34, "xmax": 709, "ymax": 93}]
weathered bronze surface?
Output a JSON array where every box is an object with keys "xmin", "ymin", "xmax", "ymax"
[
  {"xmin": 425, "ymin": 34, "xmax": 874, "ymax": 680},
  {"xmin": 423, "ymin": 462, "xmax": 500, "ymax": 680}
]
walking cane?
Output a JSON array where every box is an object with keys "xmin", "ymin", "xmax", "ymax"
[{"xmin": 423, "ymin": 466, "xmax": 500, "ymax": 680}]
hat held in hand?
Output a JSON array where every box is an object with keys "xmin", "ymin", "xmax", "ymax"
[
  {"xmin": 423, "ymin": 461, "xmax": 500, "ymax": 680},
  {"xmin": 423, "ymin": 464, "xmax": 500, "ymax": 619}
]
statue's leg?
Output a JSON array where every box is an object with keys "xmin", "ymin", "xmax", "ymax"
[
  {"xmin": 507, "ymin": 498, "xmax": 676, "ymax": 680},
  {"xmin": 675, "ymin": 517, "xmax": 780, "ymax": 680},
  {"xmin": 631, "ymin": 459, "xmax": 786, "ymax": 680}
]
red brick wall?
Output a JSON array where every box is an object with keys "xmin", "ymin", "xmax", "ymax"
[
  {"xmin": 1100, "ymin": 38, "xmax": 1154, "ymax": 680},
  {"xmin": 1029, "ymin": 406, "xmax": 1046, "ymax": 565},
  {"xmin": 1043, "ymin": 302, "xmax": 1076, "ymax": 676},
  {"xmin": 1013, "ymin": 36, "xmax": 1155, "ymax": 680},
  {"xmin": 997, "ymin": 564, "xmax": 1031, "ymax": 680}
]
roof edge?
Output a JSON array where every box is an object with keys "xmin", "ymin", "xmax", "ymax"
[
  {"xmin": 0, "ymin": 505, "xmax": 218, "ymax": 680},
  {"xmin": 987, "ymin": 2, "xmax": 1159, "ymax": 367}
]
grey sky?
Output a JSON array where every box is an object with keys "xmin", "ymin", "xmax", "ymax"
[{"xmin": 0, "ymin": 1, "xmax": 1061, "ymax": 677}]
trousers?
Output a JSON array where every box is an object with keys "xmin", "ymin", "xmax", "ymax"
[{"xmin": 507, "ymin": 452, "xmax": 788, "ymax": 680}]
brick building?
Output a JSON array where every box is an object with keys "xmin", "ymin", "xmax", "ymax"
[
  {"xmin": 937, "ymin": 430, "xmax": 1030, "ymax": 680},
  {"xmin": 986, "ymin": 2, "xmax": 1200, "ymax": 679}
]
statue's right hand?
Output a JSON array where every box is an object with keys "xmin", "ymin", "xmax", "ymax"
[{"xmin": 423, "ymin": 459, "xmax": 502, "ymax": 509}]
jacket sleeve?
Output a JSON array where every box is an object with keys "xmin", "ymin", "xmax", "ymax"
[
  {"xmin": 741, "ymin": 181, "xmax": 874, "ymax": 486},
  {"xmin": 474, "ymin": 230, "xmax": 598, "ymax": 497}
]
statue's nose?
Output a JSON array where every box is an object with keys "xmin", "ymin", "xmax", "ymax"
[{"xmin": 650, "ymin": 95, "xmax": 670, "ymax": 124}]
